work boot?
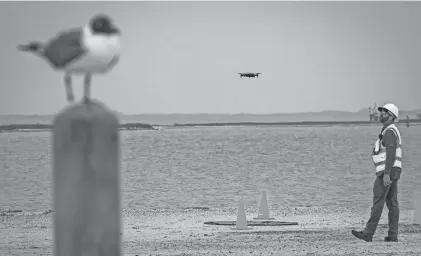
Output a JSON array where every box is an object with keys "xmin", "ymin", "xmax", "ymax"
[
  {"xmin": 384, "ymin": 236, "xmax": 398, "ymax": 242},
  {"xmin": 351, "ymin": 230, "xmax": 372, "ymax": 242}
]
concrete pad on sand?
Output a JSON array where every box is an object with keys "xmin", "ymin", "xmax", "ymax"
[{"xmin": 204, "ymin": 220, "xmax": 298, "ymax": 226}]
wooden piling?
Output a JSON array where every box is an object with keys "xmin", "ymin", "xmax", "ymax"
[{"xmin": 52, "ymin": 100, "xmax": 121, "ymax": 256}]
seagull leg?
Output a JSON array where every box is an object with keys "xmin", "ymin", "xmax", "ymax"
[
  {"xmin": 64, "ymin": 74, "xmax": 74, "ymax": 103},
  {"xmin": 83, "ymin": 74, "xmax": 91, "ymax": 103}
]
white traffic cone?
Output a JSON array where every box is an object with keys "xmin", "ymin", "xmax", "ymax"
[
  {"xmin": 231, "ymin": 199, "xmax": 252, "ymax": 230},
  {"xmin": 254, "ymin": 191, "xmax": 275, "ymax": 220}
]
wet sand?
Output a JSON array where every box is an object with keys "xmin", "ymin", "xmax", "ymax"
[{"xmin": 1, "ymin": 206, "xmax": 421, "ymax": 256}]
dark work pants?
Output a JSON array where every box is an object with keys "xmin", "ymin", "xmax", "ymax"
[{"xmin": 364, "ymin": 172, "xmax": 400, "ymax": 237}]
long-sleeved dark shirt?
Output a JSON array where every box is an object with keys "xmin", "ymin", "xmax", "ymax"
[{"xmin": 376, "ymin": 122, "xmax": 402, "ymax": 179}]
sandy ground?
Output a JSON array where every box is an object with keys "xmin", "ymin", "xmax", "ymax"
[{"xmin": 1, "ymin": 206, "xmax": 421, "ymax": 256}]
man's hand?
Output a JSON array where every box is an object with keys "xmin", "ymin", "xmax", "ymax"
[{"xmin": 383, "ymin": 174, "xmax": 391, "ymax": 186}]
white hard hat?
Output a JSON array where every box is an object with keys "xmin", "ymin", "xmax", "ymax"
[{"xmin": 378, "ymin": 103, "xmax": 399, "ymax": 119}]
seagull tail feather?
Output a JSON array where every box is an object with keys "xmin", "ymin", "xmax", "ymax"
[{"xmin": 17, "ymin": 42, "xmax": 44, "ymax": 53}]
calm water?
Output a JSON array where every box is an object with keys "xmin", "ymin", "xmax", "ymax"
[{"xmin": 1, "ymin": 125, "xmax": 420, "ymax": 213}]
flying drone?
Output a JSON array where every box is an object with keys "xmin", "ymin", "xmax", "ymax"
[{"xmin": 238, "ymin": 72, "xmax": 262, "ymax": 78}]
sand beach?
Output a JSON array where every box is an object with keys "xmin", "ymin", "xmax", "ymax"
[{"xmin": 1, "ymin": 205, "xmax": 421, "ymax": 256}]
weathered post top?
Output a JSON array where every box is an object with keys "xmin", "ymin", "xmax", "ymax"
[{"xmin": 52, "ymin": 100, "xmax": 121, "ymax": 256}]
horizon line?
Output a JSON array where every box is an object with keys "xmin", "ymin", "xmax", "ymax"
[{"xmin": 1, "ymin": 108, "xmax": 420, "ymax": 117}]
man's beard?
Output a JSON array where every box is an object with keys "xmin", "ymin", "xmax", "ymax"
[{"xmin": 380, "ymin": 115, "xmax": 387, "ymax": 123}]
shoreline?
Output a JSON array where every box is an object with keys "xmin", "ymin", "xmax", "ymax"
[
  {"xmin": 1, "ymin": 206, "xmax": 420, "ymax": 255},
  {"xmin": 0, "ymin": 123, "xmax": 157, "ymax": 132},
  {"xmin": 0, "ymin": 119, "xmax": 419, "ymax": 133},
  {"xmin": 173, "ymin": 119, "xmax": 419, "ymax": 127}
]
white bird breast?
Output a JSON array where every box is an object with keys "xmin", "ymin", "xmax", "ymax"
[{"xmin": 65, "ymin": 26, "xmax": 121, "ymax": 74}]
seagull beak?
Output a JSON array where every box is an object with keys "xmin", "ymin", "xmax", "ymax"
[{"xmin": 110, "ymin": 27, "xmax": 121, "ymax": 35}]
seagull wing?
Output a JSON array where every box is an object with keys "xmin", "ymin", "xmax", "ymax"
[{"xmin": 43, "ymin": 27, "xmax": 87, "ymax": 69}]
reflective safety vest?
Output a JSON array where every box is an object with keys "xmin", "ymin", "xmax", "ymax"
[{"xmin": 371, "ymin": 123, "xmax": 402, "ymax": 173}]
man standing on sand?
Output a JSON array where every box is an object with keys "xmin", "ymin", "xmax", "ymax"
[{"xmin": 352, "ymin": 103, "xmax": 403, "ymax": 242}]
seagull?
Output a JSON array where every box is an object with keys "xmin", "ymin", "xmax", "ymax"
[{"xmin": 18, "ymin": 14, "xmax": 121, "ymax": 103}]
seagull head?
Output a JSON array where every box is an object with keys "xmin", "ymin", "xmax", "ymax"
[{"xmin": 89, "ymin": 14, "xmax": 121, "ymax": 35}]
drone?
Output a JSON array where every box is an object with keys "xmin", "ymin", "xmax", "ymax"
[{"xmin": 238, "ymin": 72, "xmax": 262, "ymax": 78}]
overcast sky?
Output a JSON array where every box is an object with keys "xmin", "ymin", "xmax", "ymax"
[{"xmin": 1, "ymin": 1, "xmax": 420, "ymax": 115}]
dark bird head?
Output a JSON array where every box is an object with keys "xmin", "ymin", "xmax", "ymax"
[{"xmin": 89, "ymin": 14, "xmax": 121, "ymax": 35}]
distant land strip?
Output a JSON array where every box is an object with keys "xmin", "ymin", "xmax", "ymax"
[
  {"xmin": 173, "ymin": 119, "xmax": 421, "ymax": 127},
  {"xmin": 1, "ymin": 119, "xmax": 420, "ymax": 132},
  {"xmin": 0, "ymin": 123, "xmax": 156, "ymax": 132}
]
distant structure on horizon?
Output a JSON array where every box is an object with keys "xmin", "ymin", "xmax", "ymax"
[{"xmin": 368, "ymin": 103, "xmax": 379, "ymax": 122}]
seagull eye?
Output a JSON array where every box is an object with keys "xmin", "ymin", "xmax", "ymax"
[{"xmin": 94, "ymin": 20, "xmax": 104, "ymax": 29}]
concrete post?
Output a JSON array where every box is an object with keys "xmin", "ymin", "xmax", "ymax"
[{"xmin": 52, "ymin": 100, "xmax": 121, "ymax": 256}]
